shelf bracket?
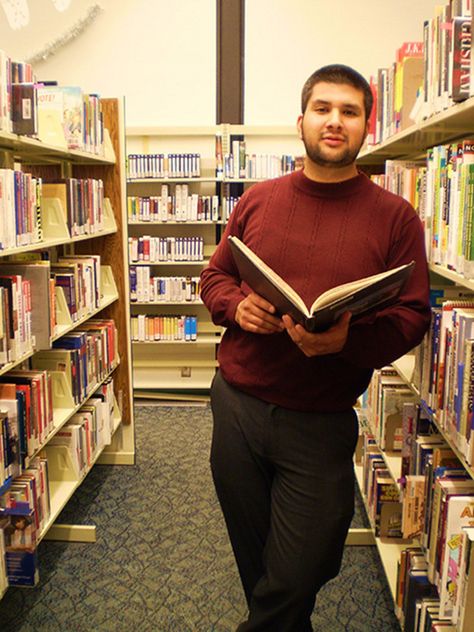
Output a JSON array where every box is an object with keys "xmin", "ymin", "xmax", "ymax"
[
  {"xmin": 345, "ymin": 528, "xmax": 376, "ymax": 546},
  {"xmin": 43, "ymin": 524, "xmax": 97, "ymax": 543}
]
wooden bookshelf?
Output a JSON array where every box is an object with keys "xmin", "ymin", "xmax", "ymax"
[{"xmin": 0, "ymin": 96, "xmax": 134, "ymax": 593}]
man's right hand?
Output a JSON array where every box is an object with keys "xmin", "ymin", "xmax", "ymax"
[{"xmin": 235, "ymin": 292, "xmax": 284, "ymax": 334}]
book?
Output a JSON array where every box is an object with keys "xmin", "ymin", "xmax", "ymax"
[{"xmin": 227, "ymin": 236, "xmax": 415, "ymax": 332}]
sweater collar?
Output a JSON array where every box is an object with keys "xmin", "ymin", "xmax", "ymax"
[{"xmin": 291, "ymin": 168, "xmax": 369, "ymax": 198}]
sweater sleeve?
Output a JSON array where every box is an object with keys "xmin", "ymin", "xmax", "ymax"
[
  {"xmin": 339, "ymin": 213, "xmax": 431, "ymax": 369},
  {"xmin": 199, "ymin": 198, "xmax": 248, "ymax": 328}
]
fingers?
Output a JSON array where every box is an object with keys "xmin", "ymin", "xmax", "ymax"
[
  {"xmin": 283, "ymin": 312, "xmax": 351, "ymax": 356},
  {"xmin": 235, "ymin": 293, "xmax": 284, "ymax": 334}
]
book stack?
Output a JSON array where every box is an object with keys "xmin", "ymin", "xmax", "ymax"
[
  {"xmin": 131, "ymin": 314, "xmax": 197, "ymax": 342},
  {"xmin": 128, "ymin": 236, "xmax": 204, "ymax": 263},
  {"xmin": 129, "ymin": 269, "xmax": 201, "ymax": 303}
]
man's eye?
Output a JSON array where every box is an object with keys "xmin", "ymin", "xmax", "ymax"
[
  {"xmin": 315, "ymin": 107, "xmax": 328, "ymax": 113},
  {"xmin": 344, "ymin": 110, "xmax": 357, "ymax": 116}
]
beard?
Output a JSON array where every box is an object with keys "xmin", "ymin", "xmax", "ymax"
[{"xmin": 301, "ymin": 130, "xmax": 364, "ymax": 168}]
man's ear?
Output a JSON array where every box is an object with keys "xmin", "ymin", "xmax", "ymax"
[
  {"xmin": 364, "ymin": 119, "xmax": 370, "ymax": 141},
  {"xmin": 297, "ymin": 115, "xmax": 304, "ymax": 140}
]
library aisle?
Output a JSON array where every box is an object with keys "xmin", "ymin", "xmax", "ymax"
[{"xmin": 0, "ymin": 404, "xmax": 399, "ymax": 632}]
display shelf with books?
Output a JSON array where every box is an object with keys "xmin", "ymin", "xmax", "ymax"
[
  {"xmin": 0, "ymin": 76, "xmax": 134, "ymax": 592},
  {"xmin": 126, "ymin": 126, "xmax": 225, "ymax": 396},
  {"xmin": 356, "ymin": 7, "xmax": 474, "ymax": 626}
]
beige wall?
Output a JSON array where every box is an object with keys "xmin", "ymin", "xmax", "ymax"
[
  {"xmin": 0, "ymin": 0, "xmax": 446, "ymax": 127},
  {"xmin": 244, "ymin": 0, "xmax": 441, "ymax": 124},
  {"xmin": 0, "ymin": 0, "xmax": 216, "ymax": 126}
]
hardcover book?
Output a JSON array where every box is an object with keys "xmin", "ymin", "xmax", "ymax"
[{"xmin": 228, "ymin": 235, "xmax": 415, "ymax": 332}]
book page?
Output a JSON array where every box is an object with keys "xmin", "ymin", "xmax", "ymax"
[{"xmin": 310, "ymin": 264, "xmax": 410, "ymax": 312}]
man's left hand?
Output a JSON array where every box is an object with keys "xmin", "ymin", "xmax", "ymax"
[{"xmin": 282, "ymin": 312, "xmax": 351, "ymax": 357}]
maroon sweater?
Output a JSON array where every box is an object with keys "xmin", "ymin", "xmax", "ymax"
[{"xmin": 200, "ymin": 170, "xmax": 431, "ymax": 412}]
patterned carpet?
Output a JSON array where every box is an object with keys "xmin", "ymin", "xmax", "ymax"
[{"xmin": 0, "ymin": 405, "xmax": 400, "ymax": 632}]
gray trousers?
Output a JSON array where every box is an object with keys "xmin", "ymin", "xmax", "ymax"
[{"xmin": 210, "ymin": 370, "xmax": 359, "ymax": 632}]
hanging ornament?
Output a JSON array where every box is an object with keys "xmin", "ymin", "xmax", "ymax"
[
  {"xmin": 51, "ymin": 0, "xmax": 72, "ymax": 11},
  {"xmin": 26, "ymin": 4, "xmax": 103, "ymax": 65},
  {"xmin": 0, "ymin": 0, "xmax": 30, "ymax": 30}
]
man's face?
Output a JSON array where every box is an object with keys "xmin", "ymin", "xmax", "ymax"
[{"xmin": 297, "ymin": 81, "xmax": 369, "ymax": 169}]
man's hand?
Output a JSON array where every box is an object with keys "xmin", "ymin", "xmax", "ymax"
[
  {"xmin": 235, "ymin": 292, "xmax": 285, "ymax": 334},
  {"xmin": 282, "ymin": 312, "xmax": 351, "ymax": 356}
]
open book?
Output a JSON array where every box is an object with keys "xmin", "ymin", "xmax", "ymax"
[{"xmin": 228, "ymin": 236, "xmax": 415, "ymax": 332}]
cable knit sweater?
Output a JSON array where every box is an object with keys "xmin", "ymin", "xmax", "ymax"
[{"xmin": 200, "ymin": 169, "xmax": 431, "ymax": 412}]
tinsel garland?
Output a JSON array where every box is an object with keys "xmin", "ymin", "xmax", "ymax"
[{"xmin": 26, "ymin": 3, "xmax": 103, "ymax": 65}]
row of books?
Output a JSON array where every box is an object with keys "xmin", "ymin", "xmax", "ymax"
[
  {"xmin": 31, "ymin": 319, "xmax": 117, "ymax": 406},
  {"xmin": 368, "ymin": 2, "xmax": 474, "ymax": 148},
  {"xmin": 0, "ymin": 170, "xmax": 42, "ymax": 251},
  {"xmin": 131, "ymin": 314, "xmax": 198, "ymax": 342},
  {"xmin": 1, "ymin": 50, "xmax": 105, "ymax": 154},
  {"xmin": 128, "ymin": 236, "xmax": 205, "ymax": 263},
  {"xmin": 128, "ymin": 189, "xmax": 220, "ymax": 223},
  {"xmin": 372, "ymin": 140, "xmax": 474, "ymax": 279},
  {"xmin": 420, "ymin": 2, "xmax": 472, "ymax": 119},
  {"xmin": 414, "ymin": 296, "xmax": 474, "ymax": 464},
  {"xmin": 359, "ymin": 431, "xmax": 403, "ymax": 538},
  {"xmin": 0, "ymin": 270, "xmax": 37, "ymax": 366},
  {"xmin": 362, "ymin": 363, "xmax": 474, "ymax": 628},
  {"xmin": 44, "ymin": 377, "xmax": 116, "ymax": 479},
  {"xmin": 395, "ymin": 492, "xmax": 474, "ymax": 631},
  {"xmin": 38, "ymin": 86, "xmax": 104, "ymax": 154},
  {"xmin": 51, "ymin": 254, "xmax": 102, "ymax": 324},
  {"xmin": 396, "ymin": 546, "xmax": 453, "ymax": 631},
  {"xmin": 127, "ymin": 153, "xmax": 201, "ymax": 180},
  {"xmin": 43, "ymin": 177, "xmax": 105, "ymax": 238},
  {"xmin": 129, "ymin": 270, "xmax": 201, "ymax": 304},
  {"xmin": 0, "ymin": 370, "xmax": 54, "ymax": 483},
  {"xmin": 223, "ymin": 139, "xmax": 301, "ymax": 180},
  {"xmin": 0, "ymin": 455, "xmax": 50, "ymax": 587},
  {"xmin": 221, "ymin": 196, "xmax": 241, "ymax": 222},
  {"xmin": 364, "ymin": 365, "xmax": 418, "ymax": 452},
  {"xmin": 0, "ymin": 254, "xmax": 107, "ymax": 372}
]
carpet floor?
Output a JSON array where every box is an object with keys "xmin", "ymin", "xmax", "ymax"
[{"xmin": 0, "ymin": 404, "xmax": 400, "ymax": 632}]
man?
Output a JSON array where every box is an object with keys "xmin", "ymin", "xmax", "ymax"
[{"xmin": 200, "ymin": 64, "xmax": 431, "ymax": 631}]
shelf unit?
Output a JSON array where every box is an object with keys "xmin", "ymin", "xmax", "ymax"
[
  {"xmin": 0, "ymin": 97, "xmax": 134, "ymax": 595},
  {"xmin": 125, "ymin": 125, "xmax": 303, "ymax": 397},
  {"xmin": 357, "ymin": 95, "xmax": 474, "ymax": 630}
]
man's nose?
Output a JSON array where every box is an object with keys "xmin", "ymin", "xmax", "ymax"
[{"xmin": 326, "ymin": 109, "xmax": 342, "ymax": 127}]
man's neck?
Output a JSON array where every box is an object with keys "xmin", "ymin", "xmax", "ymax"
[{"xmin": 302, "ymin": 159, "xmax": 359, "ymax": 183}]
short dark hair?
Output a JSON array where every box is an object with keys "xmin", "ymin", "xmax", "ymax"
[{"xmin": 301, "ymin": 64, "xmax": 373, "ymax": 121}]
